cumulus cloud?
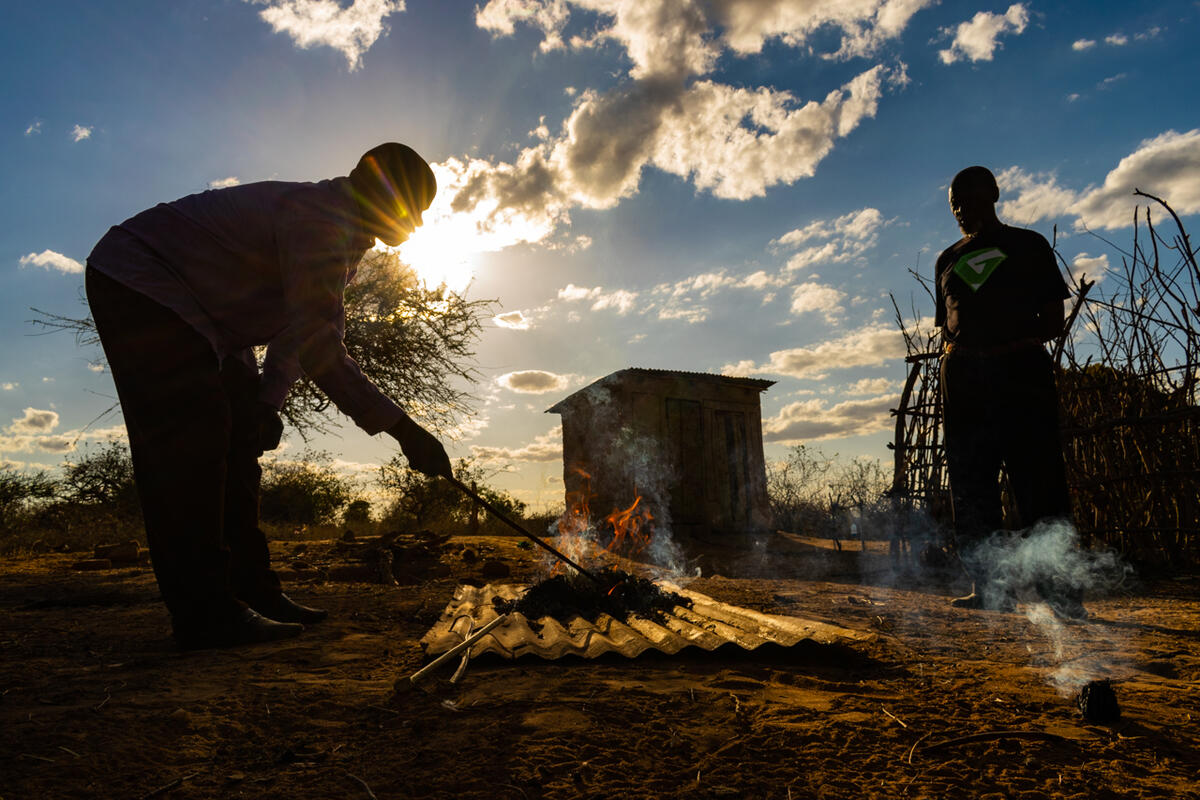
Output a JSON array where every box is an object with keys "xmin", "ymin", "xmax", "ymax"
[
  {"xmin": 249, "ymin": 0, "xmax": 404, "ymax": 70},
  {"xmin": 1104, "ymin": 33, "xmax": 1128, "ymax": 46},
  {"xmin": 19, "ymin": 249, "xmax": 84, "ymax": 274},
  {"xmin": 9, "ymin": 408, "xmax": 59, "ymax": 434},
  {"xmin": 476, "ymin": 0, "xmax": 570, "ymax": 51},
  {"xmin": 208, "ymin": 176, "xmax": 241, "ymax": 189},
  {"xmin": 724, "ymin": 322, "xmax": 906, "ymax": 379},
  {"xmin": 479, "ymin": 0, "xmax": 934, "ymax": 66},
  {"xmin": 36, "ymin": 435, "xmax": 77, "ymax": 454},
  {"xmin": 71, "ymin": 124, "xmax": 92, "ymax": 142},
  {"xmin": 452, "ymin": 1, "xmax": 912, "ymax": 254},
  {"xmin": 938, "ymin": 3, "xmax": 1029, "ymax": 65},
  {"xmin": 998, "ymin": 129, "xmax": 1200, "ymax": 230},
  {"xmin": 557, "ymin": 284, "xmax": 639, "ymax": 314},
  {"xmin": 2, "ymin": 382, "xmax": 17, "ymax": 391},
  {"xmin": 25, "ymin": 121, "xmax": 41, "ymax": 136},
  {"xmin": 996, "ymin": 167, "xmax": 1079, "ymax": 225},
  {"xmin": 772, "ymin": 207, "xmax": 887, "ymax": 272},
  {"xmin": 845, "ymin": 376, "xmax": 897, "ymax": 395},
  {"xmin": 471, "ymin": 426, "xmax": 563, "ymax": 463},
  {"xmin": 1071, "ymin": 38, "xmax": 1095, "ymax": 51},
  {"xmin": 497, "ymin": 370, "xmax": 574, "ymax": 394},
  {"xmin": 763, "ymin": 394, "xmax": 895, "ymax": 442},
  {"xmin": 789, "ymin": 282, "xmax": 847, "ymax": 322},
  {"xmin": 494, "ymin": 310, "xmax": 534, "ymax": 330},
  {"xmin": 1071, "ymin": 252, "xmax": 1110, "ymax": 283}
]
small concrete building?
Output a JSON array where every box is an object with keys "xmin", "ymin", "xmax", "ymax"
[{"xmin": 547, "ymin": 368, "xmax": 774, "ymax": 539}]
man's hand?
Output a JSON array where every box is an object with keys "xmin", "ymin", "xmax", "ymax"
[
  {"xmin": 256, "ymin": 402, "xmax": 284, "ymax": 453},
  {"xmin": 387, "ymin": 414, "xmax": 452, "ymax": 478}
]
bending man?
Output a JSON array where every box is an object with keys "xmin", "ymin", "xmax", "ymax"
[{"xmin": 86, "ymin": 143, "xmax": 452, "ymax": 649}]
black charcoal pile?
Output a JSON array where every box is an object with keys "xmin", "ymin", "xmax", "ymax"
[{"xmin": 492, "ymin": 567, "xmax": 691, "ymax": 629}]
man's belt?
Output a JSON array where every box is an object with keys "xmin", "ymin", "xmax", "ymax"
[{"xmin": 943, "ymin": 337, "xmax": 1044, "ymax": 357}]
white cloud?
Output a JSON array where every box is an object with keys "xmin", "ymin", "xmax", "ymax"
[
  {"xmin": 19, "ymin": 249, "xmax": 84, "ymax": 274},
  {"xmin": 724, "ymin": 322, "xmax": 906, "ymax": 379},
  {"xmin": 9, "ymin": 408, "xmax": 59, "ymax": 434},
  {"xmin": 845, "ymin": 376, "xmax": 897, "ymax": 395},
  {"xmin": 999, "ymin": 129, "xmax": 1200, "ymax": 231},
  {"xmin": 772, "ymin": 207, "xmax": 887, "ymax": 272},
  {"xmin": 476, "ymin": 0, "xmax": 570, "ymax": 52},
  {"xmin": 789, "ymin": 282, "xmax": 847, "ymax": 322},
  {"xmin": 471, "ymin": 426, "xmax": 563, "ymax": 463},
  {"xmin": 996, "ymin": 167, "xmax": 1079, "ymax": 225},
  {"xmin": 87, "ymin": 363, "xmax": 105, "ymax": 373},
  {"xmin": 494, "ymin": 309, "xmax": 533, "ymax": 330},
  {"xmin": 497, "ymin": 370, "xmax": 574, "ymax": 394},
  {"xmin": 938, "ymin": 3, "xmax": 1029, "ymax": 65},
  {"xmin": 1, "ymin": 382, "xmax": 17, "ymax": 391},
  {"xmin": 36, "ymin": 435, "xmax": 76, "ymax": 454},
  {"xmin": 1071, "ymin": 252, "xmax": 1110, "ymax": 283},
  {"xmin": 480, "ymin": 0, "xmax": 935, "ymax": 67},
  {"xmin": 24, "ymin": 121, "xmax": 42, "ymax": 136},
  {"xmin": 208, "ymin": 176, "xmax": 241, "ymax": 189},
  {"xmin": 557, "ymin": 284, "xmax": 639, "ymax": 314},
  {"xmin": 1071, "ymin": 38, "xmax": 1095, "ymax": 51},
  {"xmin": 250, "ymin": 0, "xmax": 404, "ymax": 70},
  {"xmin": 1104, "ymin": 33, "xmax": 1128, "ymax": 46},
  {"xmin": 454, "ymin": 2, "xmax": 912, "ymax": 253},
  {"xmin": 71, "ymin": 124, "xmax": 92, "ymax": 142},
  {"xmin": 763, "ymin": 394, "xmax": 895, "ymax": 443}
]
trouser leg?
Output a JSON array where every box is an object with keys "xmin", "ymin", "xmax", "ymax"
[
  {"xmin": 941, "ymin": 354, "xmax": 1005, "ymax": 551},
  {"xmin": 86, "ymin": 267, "xmax": 241, "ymax": 629},
  {"xmin": 220, "ymin": 357, "xmax": 282, "ymax": 604},
  {"xmin": 1000, "ymin": 350, "xmax": 1071, "ymax": 527}
]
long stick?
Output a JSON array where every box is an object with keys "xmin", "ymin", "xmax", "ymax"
[
  {"xmin": 394, "ymin": 614, "xmax": 508, "ymax": 691},
  {"xmin": 445, "ymin": 475, "xmax": 599, "ymax": 582}
]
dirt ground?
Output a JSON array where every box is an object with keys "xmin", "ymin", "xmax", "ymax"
[{"xmin": 2, "ymin": 532, "xmax": 1198, "ymax": 800}]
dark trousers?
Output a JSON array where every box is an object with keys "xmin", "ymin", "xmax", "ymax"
[
  {"xmin": 86, "ymin": 267, "xmax": 280, "ymax": 630},
  {"xmin": 940, "ymin": 346, "xmax": 1071, "ymax": 554}
]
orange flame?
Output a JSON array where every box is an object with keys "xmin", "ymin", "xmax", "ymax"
[{"xmin": 604, "ymin": 495, "xmax": 654, "ymax": 556}]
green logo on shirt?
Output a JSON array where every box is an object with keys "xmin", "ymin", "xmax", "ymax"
[{"xmin": 953, "ymin": 247, "xmax": 1008, "ymax": 292}]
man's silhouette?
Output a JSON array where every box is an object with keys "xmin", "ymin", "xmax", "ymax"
[
  {"xmin": 935, "ymin": 165, "xmax": 1083, "ymax": 617},
  {"xmin": 86, "ymin": 143, "xmax": 453, "ymax": 648}
]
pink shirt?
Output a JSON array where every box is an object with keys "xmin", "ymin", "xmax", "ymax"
[{"xmin": 87, "ymin": 178, "xmax": 404, "ymax": 435}]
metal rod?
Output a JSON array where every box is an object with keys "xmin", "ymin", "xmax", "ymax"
[
  {"xmin": 394, "ymin": 614, "xmax": 507, "ymax": 691},
  {"xmin": 444, "ymin": 475, "xmax": 600, "ymax": 582}
]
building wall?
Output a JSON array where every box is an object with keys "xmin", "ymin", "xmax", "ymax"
[{"xmin": 554, "ymin": 371, "xmax": 770, "ymax": 537}]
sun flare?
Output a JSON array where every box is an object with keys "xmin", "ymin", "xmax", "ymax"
[{"xmin": 378, "ymin": 215, "xmax": 479, "ymax": 294}]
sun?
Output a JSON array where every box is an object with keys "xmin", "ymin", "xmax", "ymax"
[{"xmin": 379, "ymin": 215, "xmax": 480, "ymax": 294}]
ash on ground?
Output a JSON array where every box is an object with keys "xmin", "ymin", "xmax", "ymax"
[{"xmin": 492, "ymin": 567, "xmax": 692, "ymax": 631}]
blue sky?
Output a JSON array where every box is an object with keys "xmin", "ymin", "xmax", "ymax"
[{"xmin": 4, "ymin": 0, "xmax": 1199, "ymax": 512}]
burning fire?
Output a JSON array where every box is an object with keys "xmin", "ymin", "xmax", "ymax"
[
  {"xmin": 604, "ymin": 496, "xmax": 654, "ymax": 555},
  {"xmin": 554, "ymin": 465, "xmax": 656, "ymax": 571}
]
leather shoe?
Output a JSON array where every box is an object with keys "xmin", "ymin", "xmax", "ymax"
[
  {"xmin": 174, "ymin": 607, "xmax": 304, "ymax": 650},
  {"xmin": 247, "ymin": 593, "xmax": 329, "ymax": 625}
]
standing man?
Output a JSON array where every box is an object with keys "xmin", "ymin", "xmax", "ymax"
[
  {"xmin": 935, "ymin": 165, "xmax": 1082, "ymax": 616},
  {"xmin": 86, "ymin": 143, "xmax": 453, "ymax": 649}
]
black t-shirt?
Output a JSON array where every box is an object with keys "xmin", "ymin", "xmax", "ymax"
[{"xmin": 935, "ymin": 224, "xmax": 1069, "ymax": 347}]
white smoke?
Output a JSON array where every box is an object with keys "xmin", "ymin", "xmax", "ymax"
[{"xmin": 963, "ymin": 520, "xmax": 1133, "ymax": 694}]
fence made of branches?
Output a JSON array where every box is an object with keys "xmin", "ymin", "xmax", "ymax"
[{"xmin": 891, "ymin": 193, "xmax": 1200, "ymax": 568}]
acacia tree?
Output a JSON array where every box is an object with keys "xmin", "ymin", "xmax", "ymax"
[
  {"xmin": 32, "ymin": 248, "xmax": 494, "ymax": 438},
  {"xmin": 281, "ymin": 249, "xmax": 494, "ymax": 436}
]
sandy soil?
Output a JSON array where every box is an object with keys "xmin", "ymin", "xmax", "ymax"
[{"xmin": 1, "ymin": 533, "xmax": 1198, "ymax": 800}]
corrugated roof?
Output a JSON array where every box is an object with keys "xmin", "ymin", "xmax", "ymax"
[
  {"xmin": 546, "ymin": 368, "xmax": 774, "ymax": 413},
  {"xmin": 420, "ymin": 583, "xmax": 873, "ymax": 661}
]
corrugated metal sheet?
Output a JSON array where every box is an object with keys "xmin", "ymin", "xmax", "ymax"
[{"xmin": 421, "ymin": 582, "xmax": 873, "ymax": 661}]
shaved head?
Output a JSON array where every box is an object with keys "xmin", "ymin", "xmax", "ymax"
[{"xmin": 949, "ymin": 165, "xmax": 1001, "ymax": 236}]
